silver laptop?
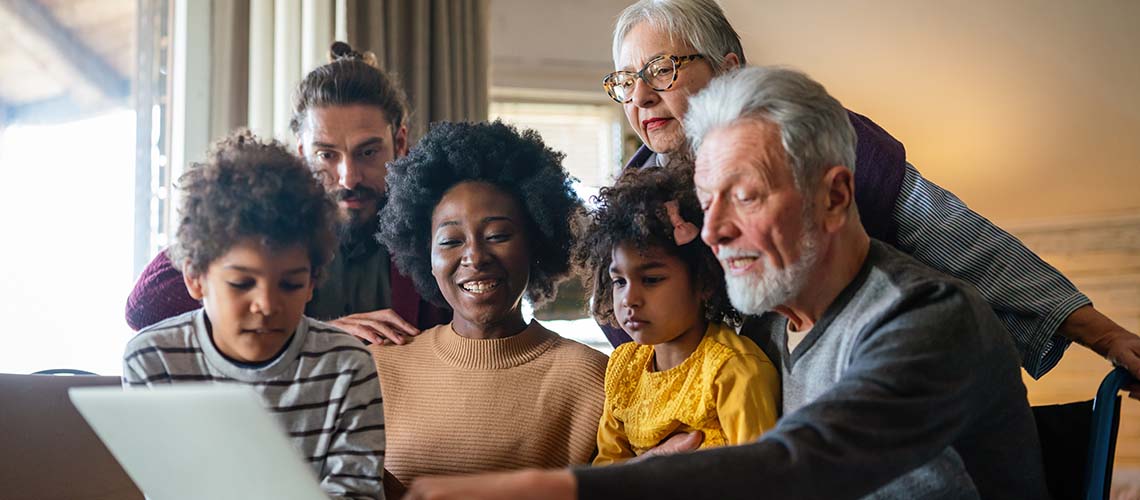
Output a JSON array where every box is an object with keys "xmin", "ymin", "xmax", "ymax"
[{"xmin": 69, "ymin": 384, "xmax": 329, "ymax": 500}]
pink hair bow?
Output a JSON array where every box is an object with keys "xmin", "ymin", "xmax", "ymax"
[{"xmin": 664, "ymin": 201, "xmax": 700, "ymax": 245}]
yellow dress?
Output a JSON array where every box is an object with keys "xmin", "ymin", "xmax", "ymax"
[{"xmin": 594, "ymin": 322, "xmax": 780, "ymax": 465}]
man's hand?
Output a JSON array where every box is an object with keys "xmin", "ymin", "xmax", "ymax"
[
  {"xmin": 1062, "ymin": 305, "xmax": 1140, "ymax": 399},
  {"xmin": 405, "ymin": 469, "xmax": 575, "ymax": 500},
  {"xmin": 329, "ymin": 308, "xmax": 419, "ymax": 345},
  {"xmin": 631, "ymin": 431, "xmax": 703, "ymax": 462},
  {"xmin": 1098, "ymin": 330, "xmax": 1140, "ymax": 400}
]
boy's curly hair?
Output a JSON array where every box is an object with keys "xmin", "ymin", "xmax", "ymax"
[
  {"xmin": 170, "ymin": 130, "xmax": 338, "ymax": 281},
  {"xmin": 378, "ymin": 120, "xmax": 582, "ymax": 308},
  {"xmin": 572, "ymin": 165, "xmax": 740, "ymax": 328}
]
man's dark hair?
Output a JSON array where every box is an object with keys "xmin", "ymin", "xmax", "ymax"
[
  {"xmin": 378, "ymin": 120, "xmax": 582, "ymax": 308},
  {"xmin": 289, "ymin": 41, "xmax": 410, "ymax": 135},
  {"xmin": 171, "ymin": 130, "xmax": 338, "ymax": 280},
  {"xmin": 572, "ymin": 165, "xmax": 740, "ymax": 327}
]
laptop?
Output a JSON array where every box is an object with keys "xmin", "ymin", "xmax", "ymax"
[
  {"xmin": 69, "ymin": 384, "xmax": 329, "ymax": 500},
  {"xmin": 0, "ymin": 373, "xmax": 142, "ymax": 500}
]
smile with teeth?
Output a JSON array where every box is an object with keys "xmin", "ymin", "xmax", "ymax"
[
  {"xmin": 725, "ymin": 256, "xmax": 759, "ymax": 271},
  {"xmin": 461, "ymin": 279, "xmax": 501, "ymax": 294}
]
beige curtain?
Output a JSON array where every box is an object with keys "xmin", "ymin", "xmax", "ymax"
[
  {"xmin": 345, "ymin": 0, "xmax": 489, "ymax": 141},
  {"xmin": 178, "ymin": 0, "xmax": 488, "ymax": 146}
]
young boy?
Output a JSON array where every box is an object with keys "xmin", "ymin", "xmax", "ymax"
[{"xmin": 122, "ymin": 131, "xmax": 385, "ymax": 500}]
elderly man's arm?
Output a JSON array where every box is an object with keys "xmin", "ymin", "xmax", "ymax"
[
  {"xmin": 404, "ymin": 283, "xmax": 1042, "ymax": 500},
  {"xmin": 891, "ymin": 163, "xmax": 1140, "ymax": 381},
  {"xmin": 572, "ymin": 285, "xmax": 1043, "ymax": 499}
]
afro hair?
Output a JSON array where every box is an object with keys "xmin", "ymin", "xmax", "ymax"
[
  {"xmin": 377, "ymin": 120, "xmax": 582, "ymax": 308},
  {"xmin": 170, "ymin": 130, "xmax": 338, "ymax": 281}
]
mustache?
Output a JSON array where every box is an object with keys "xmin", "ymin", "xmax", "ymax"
[{"xmin": 334, "ymin": 186, "xmax": 381, "ymax": 203}]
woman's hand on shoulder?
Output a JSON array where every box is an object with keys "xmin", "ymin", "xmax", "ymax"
[{"xmin": 330, "ymin": 308, "xmax": 420, "ymax": 345}]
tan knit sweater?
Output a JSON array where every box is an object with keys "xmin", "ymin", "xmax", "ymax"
[{"xmin": 370, "ymin": 321, "xmax": 608, "ymax": 483}]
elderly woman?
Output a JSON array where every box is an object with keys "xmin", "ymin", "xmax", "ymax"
[
  {"xmin": 602, "ymin": 0, "xmax": 1139, "ymax": 387},
  {"xmin": 370, "ymin": 120, "xmax": 608, "ymax": 486}
]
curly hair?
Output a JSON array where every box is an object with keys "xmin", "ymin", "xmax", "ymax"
[
  {"xmin": 170, "ymin": 130, "xmax": 338, "ymax": 281},
  {"xmin": 378, "ymin": 120, "xmax": 581, "ymax": 308},
  {"xmin": 572, "ymin": 165, "xmax": 740, "ymax": 328}
]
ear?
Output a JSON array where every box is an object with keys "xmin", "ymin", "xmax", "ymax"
[
  {"xmin": 394, "ymin": 126, "xmax": 409, "ymax": 158},
  {"xmin": 720, "ymin": 52, "xmax": 741, "ymax": 72},
  {"xmin": 818, "ymin": 165, "xmax": 856, "ymax": 234},
  {"xmin": 184, "ymin": 263, "xmax": 206, "ymax": 301}
]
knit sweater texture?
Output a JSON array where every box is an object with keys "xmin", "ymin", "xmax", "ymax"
[
  {"xmin": 370, "ymin": 321, "xmax": 607, "ymax": 483},
  {"xmin": 594, "ymin": 322, "xmax": 779, "ymax": 465}
]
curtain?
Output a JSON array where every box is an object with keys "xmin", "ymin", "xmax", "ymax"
[{"xmin": 345, "ymin": 0, "xmax": 489, "ymax": 141}]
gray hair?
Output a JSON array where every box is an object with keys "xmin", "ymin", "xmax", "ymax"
[
  {"xmin": 612, "ymin": 0, "xmax": 745, "ymax": 71},
  {"xmin": 684, "ymin": 66, "xmax": 856, "ymax": 191}
]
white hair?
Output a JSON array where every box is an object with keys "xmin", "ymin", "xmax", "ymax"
[
  {"xmin": 612, "ymin": 0, "xmax": 745, "ymax": 71},
  {"xmin": 719, "ymin": 215, "xmax": 820, "ymax": 315},
  {"xmin": 685, "ymin": 66, "xmax": 856, "ymax": 190}
]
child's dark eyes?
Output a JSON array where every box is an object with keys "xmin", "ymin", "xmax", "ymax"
[
  {"xmin": 226, "ymin": 281, "xmax": 305, "ymax": 291},
  {"xmin": 227, "ymin": 281, "xmax": 254, "ymax": 290},
  {"xmin": 643, "ymin": 276, "xmax": 666, "ymax": 285},
  {"xmin": 610, "ymin": 277, "xmax": 627, "ymax": 288}
]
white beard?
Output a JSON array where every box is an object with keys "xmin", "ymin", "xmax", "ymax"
[{"xmin": 721, "ymin": 227, "xmax": 819, "ymax": 316}]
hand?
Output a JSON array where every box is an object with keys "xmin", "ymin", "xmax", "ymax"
[
  {"xmin": 631, "ymin": 431, "xmax": 703, "ymax": 462},
  {"xmin": 1100, "ymin": 330, "xmax": 1140, "ymax": 400},
  {"xmin": 329, "ymin": 308, "xmax": 419, "ymax": 345},
  {"xmin": 405, "ymin": 469, "xmax": 575, "ymax": 500},
  {"xmin": 1062, "ymin": 305, "xmax": 1140, "ymax": 400}
]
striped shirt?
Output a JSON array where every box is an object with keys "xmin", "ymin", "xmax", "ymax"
[
  {"xmin": 893, "ymin": 163, "xmax": 1090, "ymax": 378},
  {"xmin": 122, "ymin": 309, "xmax": 385, "ymax": 500}
]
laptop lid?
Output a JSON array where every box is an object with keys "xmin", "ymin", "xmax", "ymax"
[
  {"xmin": 0, "ymin": 373, "xmax": 142, "ymax": 500},
  {"xmin": 69, "ymin": 384, "xmax": 328, "ymax": 500}
]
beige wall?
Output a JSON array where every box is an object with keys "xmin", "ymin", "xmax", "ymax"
[
  {"xmin": 494, "ymin": 0, "xmax": 1140, "ymax": 224},
  {"xmin": 720, "ymin": 0, "xmax": 1140, "ymax": 225}
]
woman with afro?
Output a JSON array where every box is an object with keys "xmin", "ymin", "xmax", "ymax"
[{"xmin": 370, "ymin": 121, "xmax": 608, "ymax": 484}]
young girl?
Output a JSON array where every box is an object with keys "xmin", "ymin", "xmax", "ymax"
[{"xmin": 574, "ymin": 166, "xmax": 780, "ymax": 465}]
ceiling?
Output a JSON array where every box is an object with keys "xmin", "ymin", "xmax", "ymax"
[{"xmin": 0, "ymin": 0, "xmax": 134, "ymax": 124}]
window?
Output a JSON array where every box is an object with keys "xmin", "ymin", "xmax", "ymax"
[
  {"xmin": 491, "ymin": 98, "xmax": 626, "ymax": 353},
  {"xmin": 0, "ymin": 0, "xmax": 167, "ymax": 375}
]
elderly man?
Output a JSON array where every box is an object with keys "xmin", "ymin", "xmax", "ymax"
[
  {"xmin": 603, "ymin": 0, "xmax": 1140, "ymax": 386},
  {"xmin": 405, "ymin": 67, "xmax": 1048, "ymax": 499}
]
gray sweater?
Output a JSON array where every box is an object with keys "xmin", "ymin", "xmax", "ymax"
[
  {"xmin": 123, "ymin": 309, "xmax": 386, "ymax": 500},
  {"xmin": 575, "ymin": 240, "xmax": 1048, "ymax": 499}
]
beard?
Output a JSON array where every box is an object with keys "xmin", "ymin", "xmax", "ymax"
[
  {"xmin": 334, "ymin": 186, "xmax": 386, "ymax": 245},
  {"xmin": 720, "ymin": 218, "xmax": 820, "ymax": 316}
]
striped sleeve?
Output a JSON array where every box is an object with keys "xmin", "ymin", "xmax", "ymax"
[
  {"xmin": 891, "ymin": 163, "xmax": 1090, "ymax": 378},
  {"xmin": 317, "ymin": 353, "xmax": 386, "ymax": 500},
  {"xmin": 122, "ymin": 339, "xmax": 177, "ymax": 388}
]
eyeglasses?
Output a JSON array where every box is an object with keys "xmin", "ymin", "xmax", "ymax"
[{"xmin": 602, "ymin": 54, "xmax": 706, "ymax": 104}]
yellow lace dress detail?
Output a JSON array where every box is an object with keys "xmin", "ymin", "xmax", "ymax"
[{"xmin": 594, "ymin": 322, "xmax": 780, "ymax": 465}]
